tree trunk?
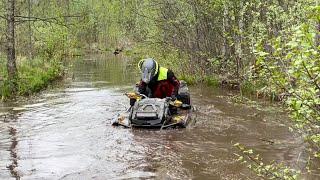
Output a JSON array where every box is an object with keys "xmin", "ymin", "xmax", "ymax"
[
  {"xmin": 236, "ymin": 1, "xmax": 244, "ymax": 79},
  {"xmin": 221, "ymin": 2, "xmax": 231, "ymax": 71},
  {"xmin": 222, "ymin": 2, "xmax": 229, "ymax": 58},
  {"xmin": 316, "ymin": 22, "xmax": 320, "ymax": 49},
  {"xmin": 315, "ymin": 1, "xmax": 320, "ymax": 51},
  {"xmin": 28, "ymin": 0, "xmax": 33, "ymax": 60},
  {"xmin": 6, "ymin": 0, "xmax": 18, "ymax": 94}
]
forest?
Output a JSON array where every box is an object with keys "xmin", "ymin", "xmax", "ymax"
[{"xmin": 0, "ymin": 0, "xmax": 319, "ymax": 179}]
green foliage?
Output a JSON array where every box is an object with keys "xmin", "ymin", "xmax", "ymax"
[
  {"xmin": 254, "ymin": 4, "xmax": 320, "ymax": 166},
  {"xmin": 179, "ymin": 74, "xmax": 199, "ymax": 85},
  {"xmin": 204, "ymin": 76, "xmax": 220, "ymax": 87},
  {"xmin": 129, "ymin": 43, "xmax": 190, "ymax": 76},
  {"xmin": 1, "ymin": 0, "xmax": 124, "ymax": 98},
  {"xmin": 234, "ymin": 143, "xmax": 300, "ymax": 179},
  {"xmin": 34, "ymin": 23, "xmax": 70, "ymax": 59},
  {"xmin": 17, "ymin": 59, "xmax": 63, "ymax": 96},
  {"xmin": 0, "ymin": 57, "xmax": 9, "ymax": 100},
  {"xmin": 0, "ymin": 58, "xmax": 63, "ymax": 100},
  {"xmin": 239, "ymin": 80, "xmax": 257, "ymax": 97}
]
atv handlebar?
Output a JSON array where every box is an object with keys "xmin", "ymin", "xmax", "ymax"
[
  {"xmin": 125, "ymin": 92, "xmax": 147, "ymax": 99},
  {"xmin": 125, "ymin": 92, "xmax": 184, "ymax": 108}
]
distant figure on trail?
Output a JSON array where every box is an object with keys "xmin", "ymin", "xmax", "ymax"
[
  {"xmin": 113, "ymin": 47, "xmax": 123, "ymax": 55},
  {"xmin": 130, "ymin": 58, "xmax": 180, "ymax": 106}
]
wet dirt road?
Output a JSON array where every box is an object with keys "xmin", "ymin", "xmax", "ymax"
[{"xmin": 0, "ymin": 54, "xmax": 317, "ymax": 179}]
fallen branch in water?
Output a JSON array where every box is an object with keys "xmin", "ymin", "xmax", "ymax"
[{"xmin": 258, "ymin": 138, "xmax": 275, "ymax": 145}]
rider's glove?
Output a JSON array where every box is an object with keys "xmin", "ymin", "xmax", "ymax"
[
  {"xmin": 170, "ymin": 94, "xmax": 177, "ymax": 101},
  {"xmin": 130, "ymin": 98, "xmax": 136, "ymax": 106}
]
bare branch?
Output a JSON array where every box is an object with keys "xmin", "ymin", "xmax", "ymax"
[
  {"xmin": 13, "ymin": 14, "xmax": 82, "ymax": 27},
  {"xmin": 0, "ymin": 15, "xmax": 7, "ymax": 20},
  {"xmin": 302, "ymin": 61, "xmax": 320, "ymax": 91},
  {"xmin": 14, "ymin": 15, "xmax": 66, "ymax": 27},
  {"xmin": 15, "ymin": 15, "xmax": 82, "ymax": 20}
]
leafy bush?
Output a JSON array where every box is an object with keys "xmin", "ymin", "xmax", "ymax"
[
  {"xmin": 254, "ymin": 6, "xmax": 320, "ymax": 163},
  {"xmin": 234, "ymin": 143, "xmax": 300, "ymax": 179}
]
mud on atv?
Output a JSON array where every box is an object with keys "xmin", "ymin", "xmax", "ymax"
[{"xmin": 112, "ymin": 81, "xmax": 192, "ymax": 129}]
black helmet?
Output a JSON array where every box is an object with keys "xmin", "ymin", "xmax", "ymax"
[{"xmin": 138, "ymin": 58, "xmax": 159, "ymax": 83}]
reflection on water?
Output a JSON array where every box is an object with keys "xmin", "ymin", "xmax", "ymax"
[
  {"xmin": 0, "ymin": 54, "xmax": 318, "ymax": 179},
  {"xmin": 8, "ymin": 127, "xmax": 19, "ymax": 179},
  {"xmin": 70, "ymin": 55, "xmax": 136, "ymax": 87}
]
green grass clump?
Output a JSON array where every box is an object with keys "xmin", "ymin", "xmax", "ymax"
[
  {"xmin": 179, "ymin": 74, "xmax": 199, "ymax": 85},
  {"xmin": 0, "ymin": 58, "xmax": 63, "ymax": 100},
  {"xmin": 204, "ymin": 76, "xmax": 220, "ymax": 87}
]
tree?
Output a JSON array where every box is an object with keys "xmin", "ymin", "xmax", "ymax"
[
  {"xmin": 27, "ymin": 0, "xmax": 33, "ymax": 60},
  {"xmin": 6, "ymin": 0, "xmax": 17, "ymax": 94}
]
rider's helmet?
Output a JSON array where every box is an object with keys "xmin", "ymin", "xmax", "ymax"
[{"xmin": 138, "ymin": 58, "xmax": 159, "ymax": 84}]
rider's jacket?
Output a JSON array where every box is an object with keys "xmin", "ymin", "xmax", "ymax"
[{"xmin": 138, "ymin": 67, "xmax": 180, "ymax": 98}]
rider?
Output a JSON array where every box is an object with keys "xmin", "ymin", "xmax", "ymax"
[{"xmin": 130, "ymin": 58, "xmax": 180, "ymax": 106}]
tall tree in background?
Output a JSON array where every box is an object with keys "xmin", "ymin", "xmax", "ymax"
[
  {"xmin": 6, "ymin": 0, "xmax": 17, "ymax": 93},
  {"xmin": 27, "ymin": 0, "xmax": 33, "ymax": 59},
  {"xmin": 316, "ymin": 1, "xmax": 320, "ymax": 48}
]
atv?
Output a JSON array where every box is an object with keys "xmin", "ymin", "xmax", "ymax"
[{"xmin": 112, "ymin": 81, "xmax": 192, "ymax": 129}]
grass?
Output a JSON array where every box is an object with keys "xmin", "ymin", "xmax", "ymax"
[
  {"xmin": 0, "ymin": 57, "xmax": 63, "ymax": 100},
  {"xmin": 204, "ymin": 76, "xmax": 220, "ymax": 87},
  {"xmin": 179, "ymin": 74, "xmax": 200, "ymax": 85},
  {"xmin": 179, "ymin": 74, "xmax": 220, "ymax": 88}
]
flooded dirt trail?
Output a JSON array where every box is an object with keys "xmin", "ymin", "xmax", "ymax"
[{"xmin": 0, "ymin": 54, "xmax": 316, "ymax": 179}]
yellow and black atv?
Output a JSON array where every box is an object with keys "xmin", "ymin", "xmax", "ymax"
[{"xmin": 112, "ymin": 81, "xmax": 192, "ymax": 129}]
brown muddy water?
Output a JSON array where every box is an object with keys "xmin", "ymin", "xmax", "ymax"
[{"xmin": 0, "ymin": 54, "xmax": 319, "ymax": 180}]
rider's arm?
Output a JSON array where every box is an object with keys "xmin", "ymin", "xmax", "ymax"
[
  {"xmin": 167, "ymin": 70, "xmax": 180, "ymax": 96},
  {"xmin": 138, "ymin": 81, "xmax": 148, "ymax": 96}
]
